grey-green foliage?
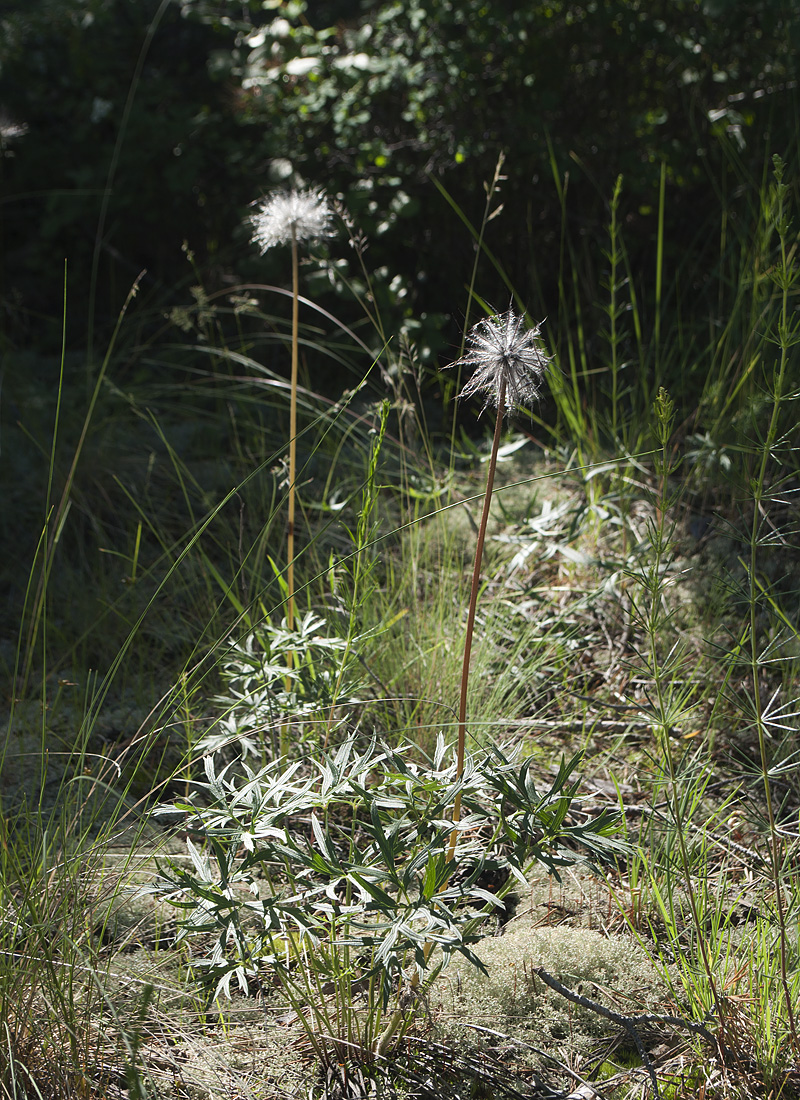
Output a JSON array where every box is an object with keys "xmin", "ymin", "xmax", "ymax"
[
  {"xmin": 199, "ymin": 612, "xmax": 354, "ymax": 759},
  {"xmin": 199, "ymin": 402, "xmax": 392, "ymax": 763},
  {"xmin": 150, "ymin": 731, "xmax": 623, "ymax": 1050}
]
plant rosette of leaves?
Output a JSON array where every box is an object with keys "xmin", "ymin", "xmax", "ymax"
[{"xmin": 149, "ymin": 731, "xmax": 623, "ymax": 1052}]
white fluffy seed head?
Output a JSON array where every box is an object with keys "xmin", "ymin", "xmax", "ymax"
[
  {"xmin": 249, "ymin": 188, "xmax": 335, "ymax": 253},
  {"xmin": 452, "ymin": 309, "xmax": 551, "ymax": 418}
]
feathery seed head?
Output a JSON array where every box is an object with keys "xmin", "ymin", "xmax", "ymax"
[
  {"xmin": 452, "ymin": 309, "xmax": 550, "ymax": 418},
  {"xmin": 249, "ymin": 188, "xmax": 334, "ymax": 253}
]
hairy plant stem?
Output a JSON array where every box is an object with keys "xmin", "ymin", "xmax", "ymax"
[
  {"xmin": 447, "ymin": 376, "xmax": 506, "ymax": 861},
  {"xmin": 607, "ymin": 175, "xmax": 622, "ymax": 442}
]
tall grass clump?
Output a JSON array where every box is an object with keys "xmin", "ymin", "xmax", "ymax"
[
  {"xmin": 621, "ymin": 388, "xmax": 729, "ymax": 1021},
  {"xmin": 597, "ymin": 156, "xmax": 800, "ymax": 1096},
  {"xmin": 739, "ymin": 153, "xmax": 800, "ymax": 1054},
  {"xmin": 705, "ymin": 154, "xmax": 800, "ymax": 1079},
  {"xmin": 1, "ymin": 253, "xmax": 421, "ymax": 1095}
]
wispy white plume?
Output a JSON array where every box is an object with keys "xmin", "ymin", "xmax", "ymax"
[
  {"xmin": 249, "ymin": 187, "xmax": 334, "ymax": 253},
  {"xmin": 452, "ymin": 309, "xmax": 551, "ymax": 417}
]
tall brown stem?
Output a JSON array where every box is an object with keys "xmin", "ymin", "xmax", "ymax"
[
  {"xmin": 446, "ymin": 377, "xmax": 507, "ymax": 862},
  {"xmin": 378, "ymin": 379, "xmax": 507, "ymax": 1057}
]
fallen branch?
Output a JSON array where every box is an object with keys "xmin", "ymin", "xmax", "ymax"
[{"xmin": 534, "ymin": 967, "xmax": 719, "ymax": 1100}]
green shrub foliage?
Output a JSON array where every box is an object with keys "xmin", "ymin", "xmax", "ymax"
[{"xmin": 1, "ymin": 0, "xmax": 797, "ymax": 358}]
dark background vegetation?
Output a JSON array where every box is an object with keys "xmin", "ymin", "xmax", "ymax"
[{"xmin": 2, "ymin": 0, "xmax": 797, "ymax": 354}]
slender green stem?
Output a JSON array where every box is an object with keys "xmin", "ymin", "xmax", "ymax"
[
  {"xmin": 21, "ymin": 272, "xmax": 144, "ymax": 694},
  {"xmin": 654, "ymin": 159, "xmax": 666, "ymax": 374},
  {"xmin": 447, "ymin": 378, "xmax": 506, "ymax": 862},
  {"xmin": 324, "ymin": 401, "xmax": 389, "ymax": 748},
  {"xmin": 608, "ymin": 175, "xmax": 622, "ymax": 442},
  {"xmin": 649, "ymin": 390, "xmax": 723, "ymax": 1021},
  {"xmin": 747, "ymin": 190, "xmax": 799, "ymax": 1051}
]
